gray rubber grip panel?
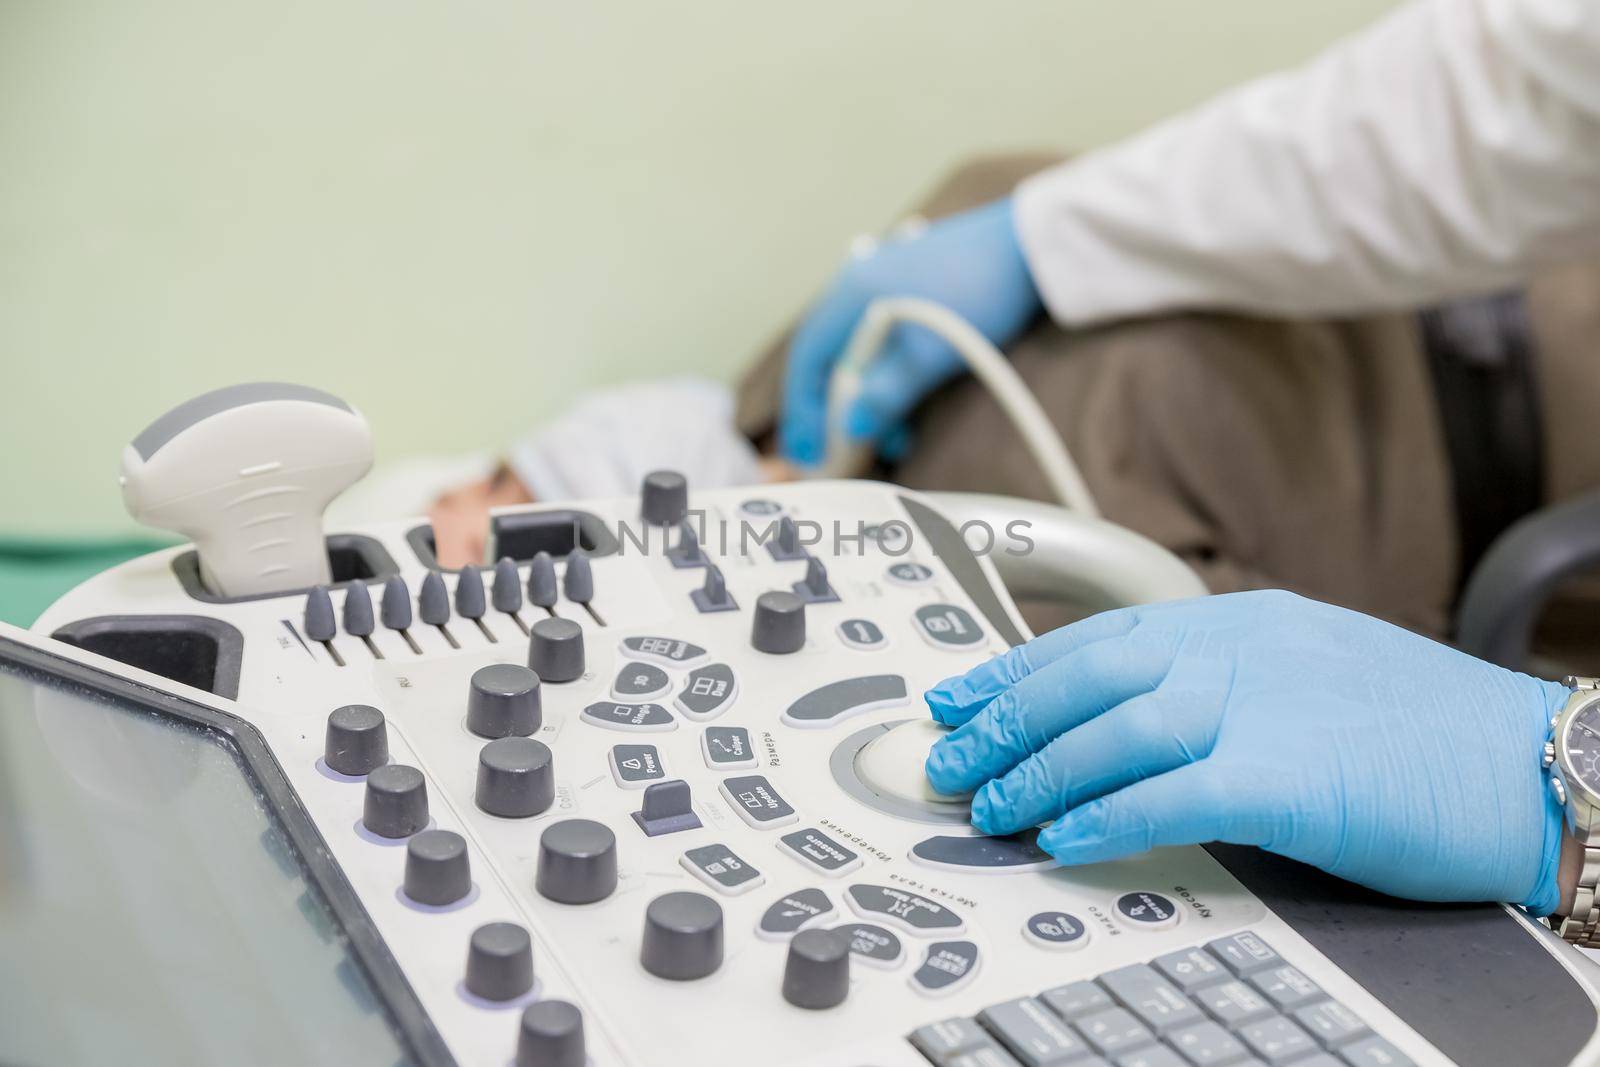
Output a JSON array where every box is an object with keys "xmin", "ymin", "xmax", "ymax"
[
  {"xmin": 132, "ymin": 382, "xmax": 350, "ymax": 460},
  {"xmin": 1204, "ymin": 848, "xmax": 1597, "ymax": 1065}
]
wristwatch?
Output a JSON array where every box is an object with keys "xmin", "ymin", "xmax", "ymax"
[{"xmin": 1546, "ymin": 676, "xmax": 1600, "ymax": 946}]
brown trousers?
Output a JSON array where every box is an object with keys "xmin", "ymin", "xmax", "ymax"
[{"xmin": 735, "ymin": 155, "xmax": 1600, "ymax": 647}]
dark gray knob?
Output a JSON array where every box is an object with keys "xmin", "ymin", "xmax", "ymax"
[
  {"xmin": 752, "ymin": 590, "xmax": 806, "ymax": 654},
  {"xmin": 641, "ymin": 470, "xmax": 689, "ymax": 526},
  {"xmin": 304, "ymin": 585, "xmax": 336, "ymax": 641},
  {"xmin": 467, "ymin": 663, "xmax": 543, "ymax": 738},
  {"xmin": 404, "ymin": 829, "xmax": 470, "ymax": 906},
  {"xmin": 641, "ymin": 891, "xmax": 723, "ymax": 981},
  {"xmin": 527, "ymin": 551, "xmax": 558, "ymax": 608},
  {"xmin": 466, "ymin": 921, "xmax": 534, "ymax": 1002},
  {"xmin": 782, "ymin": 928, "xmax": 851, "ymax": 1010},
  {"xmin": 493, "ymin": 557, "xmax": 523, "ymax": 613},
  {"xmin": 380, "ymin": 575, "xmax": 412, "ymax": 630},
  {"xmin": 536, "ymin": 819, "xmax": 618, "ymax": 904},
  {"xmin": 517, "ymin": 1000, "xmax": 585, "ymax": 1067},
  {"xmin": 563, "ymin": 550, "xmax": 594, "ymax": 604},
  {"xmin": 456, "ymin": 567, "xmax": 487, "ymax": 619},
  {"xmin": 324, "ymin": 704, "xmax": 387, "ymax": 775},
  {"xmin": 419, "ymin": 571, "xmax": 451, "ymax": 625},
  {"xmin": 343, "ymin": 582, "xmax": 374, "ymax": 636},
  {"xmin": 363, "ymin": 764, "xmax": 428, "ymax": 838},
  {"xmin": 476, "ymin": 737, "xmax": 555, "ymax": 818},
  {"xmin": 528, "ymin": 617, "xmax": 585, "ymax": 682}
]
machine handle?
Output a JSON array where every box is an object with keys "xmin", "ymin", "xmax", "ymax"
[
  {"xmin": 924, "ymin": 491, "xmax": 1207, "ymax": 612},
  {"xmin": 1455, "ymin": 489, "xmax": 1600, "ymax": 672}
]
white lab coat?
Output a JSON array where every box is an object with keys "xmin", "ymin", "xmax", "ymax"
[{"xmin": 1014, "ymin": 0, "xmax": 1600, "ymax": 325}]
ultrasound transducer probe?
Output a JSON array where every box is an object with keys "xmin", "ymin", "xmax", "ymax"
[{"xmin": 119, "ymin": 382, "xmax": 373, "ymax": 598}]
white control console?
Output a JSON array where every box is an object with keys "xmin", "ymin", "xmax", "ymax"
[{"xmin": 25, "ymin": 472, "xmax": 1502, "ymax": 1067}]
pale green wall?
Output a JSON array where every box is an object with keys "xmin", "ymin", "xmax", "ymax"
[{"xmin": 0, "ymin": 0, "xmax": 1398, "ymax": 535}]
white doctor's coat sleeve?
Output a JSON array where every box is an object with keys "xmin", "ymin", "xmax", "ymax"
[{"xmin": 1013, "ymin": 0, "xmax": 1600, "ymax": 325}]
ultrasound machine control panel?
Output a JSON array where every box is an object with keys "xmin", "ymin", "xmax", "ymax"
[{"xmin": 7, "ymin": 384, "xmax": 1600, "ymax": 1067}]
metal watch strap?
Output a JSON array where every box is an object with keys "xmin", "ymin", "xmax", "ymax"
[{"xmin": 1552, "ymin": 676, "xmax": 1600, "ymax": 947}]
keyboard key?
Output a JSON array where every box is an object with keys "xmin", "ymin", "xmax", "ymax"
[
  {"xmin": 947, "ymin": 1045, "xmax": 1029, "ymax": 1067},
  {"xmin": 1248, "ymin": 965, "xmax": 1323, "ymax": 1011},
  {"xmin": 1338, "ymin": 1035, "xmax": 1415, "ymax": 1066},
  {"xmin": 1205, "ymin": 932, "xmax": 1282, "ymax": 976},
  {"xmin": 1193, "ymin": 980, "xmax": 1275, "ymax": 1028},
  {"xmin": 1114, "ymin": 1047, "xmax": 1190, "ymax": 1067},
  {"xmin": 1153, "ymin": 948, "xmax": 1229, "ymax": 992},
  {"xmin": 1041, "ymin": 980, "xmax": 1114, "ymax": 1020},
  {"xmin": 1075, "ymin": 1007, "xmax": 1155, "ymax": 1056},
  {"xmin": 1097, "ymin": 964, "xmax": 1205, "ymax": 1034},
  {"xmin": 1164, "ymin": 1021, "xmax": 1248, "ymax": 1066},
  {"xmin": 978, "ymin": 996, "xmax": 1092, "ymax": 1066},
  {"xmin": 1237, "ymin": 1016, "xmax": 1318, "ymax": 1065},
  {"xmin": 910, "ymin": 1017, "xmax": 990, "ymax": 1062},
  {"xmin": 1293, "ymin": 1000, "xmax": 1370, "ymax": 1049}
]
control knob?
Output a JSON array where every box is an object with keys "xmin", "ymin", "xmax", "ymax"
[
  {"xmin": 641, "ymin": 891, "xmax": 723, "ymax": 981},
  {"xmin": 751, "ymin": 590, "xmax": 806, "ymax": 654},
  {"xmin": 536, "ymin": 819, "xmax": 618, "ymax": 904},
  {"xmin": 528, "ymin": 617, "xmax": 585, "ymax": 682},
  {"xmin": 640, "ymin": 469, "xmax": 689, "ymax": 526}
]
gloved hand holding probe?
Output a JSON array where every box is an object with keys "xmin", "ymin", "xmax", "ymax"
[
  {"xmin": 924, "ymin": 591, "xmax": 1572, "ymax": 913},
  {"xmin": 779, "ymin": 199, "xmax": 1041, "ymax": 467}
]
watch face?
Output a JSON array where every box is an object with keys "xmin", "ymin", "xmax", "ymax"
[{"xmin": 1564, "ymin": 702, "xmax": 1600, "ymax": 799}]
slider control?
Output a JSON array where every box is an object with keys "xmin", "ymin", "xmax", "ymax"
[
  {"xmin": 419, "ymin": 572, "xmax": 451, "ymax": 626},
  {"xmin": 342, "ymin": 582, "xmax": 375, "ymax": 636},
  {"xmin": 526, "ymin": 551, "xmax": 558, "ymax": 609},
  {"xmin": 380, "ymin": 576, "xmax": 412, "ymax": 630},
  {"xmin": 493, "ymin": 557, "xmax": 523, "ymax": 614},
  {"xmin": 304, "ymin": 585, "xmax": 336, "ymax": 642},
  {"xmin": 563, "ymin": 550, "xmax": 594, "ymax": 604},
  {"xmin": 455, "ymin": 567, "xmax": 487, "ymax": 620}
]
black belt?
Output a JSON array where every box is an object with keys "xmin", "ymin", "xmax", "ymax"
[{"xmin": 1420, "ymin": 291, "xmax": 1544, "ymax": 599}]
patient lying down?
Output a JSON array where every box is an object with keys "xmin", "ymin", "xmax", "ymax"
[{"xmin": 423, "ymin": 379, "xmax": 796, "ymax": 569}]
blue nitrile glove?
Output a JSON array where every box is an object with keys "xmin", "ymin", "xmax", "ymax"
[
  {"xmin": 923, "ymin": 591, "xmax": 1570, "ymax": 913},
  {"xmin": 779, "ymin": 198, "xmax": 1043, "ymax": 467}
]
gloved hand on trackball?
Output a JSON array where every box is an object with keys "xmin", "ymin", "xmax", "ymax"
[
  {"xmin": 779, "ymin": 198, "xmax": 1042, "ymax": 467},
  {"xmin": 923, "ymin": 590, "xmax": 1570, "ymax": 913}
]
